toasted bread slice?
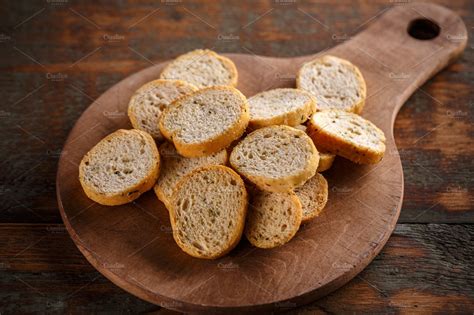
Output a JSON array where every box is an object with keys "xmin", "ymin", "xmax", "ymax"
[
  {"xmin": 294, "ymin": 173, "xmax": 329, "ymax": 222},
  {"xmin": 229, "ymin": 125, "xmax": 319, "ymax": 192},
  {"xmin": 169, "ymin": 165, "xmax": 247, "ymax": 259},
  {"xmin": 292, "ymin": 125, "xmax": 335, "ymax": 172},
  {"xmin": 307, "ymin": 110, "xmax": 386, "ymax": 164},
  {"xmin": 160, "ymin": 49, "xmax": 238, "ymax": 88},
  {"xmin": 154, "ymin": 141, "xmax": 227, "ymax": 209},
  {"xmin": 317, "ymin": 152, "xmax": 336, "ymax": 172},
  {"xmin": 79, "ymin": 129, "xmax": 160, "ymax": 206},
  {"xmin": 245, "ymin": 189, "xmax": 302, "ymax": 248},
  {"xmin": 127, "ymin": 79, "xmax": 197, "ymax": 141},
  {"xmin": 297, "ymin": 55, "xmax": 366, "ymax": 113},
  {"xmin": 248, "ymin": 88, "xmax": 317, "ymax": 129},
  {"xmin": 159, "ymin": 86, "xmax": 250, "ymax": 157}
]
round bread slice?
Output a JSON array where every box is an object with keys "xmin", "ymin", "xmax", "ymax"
[
  {"xmin": 154, "ymin": 141, "xmax": 228, "ymax": 209},
  {"xmin": 245, "ymin": 190, "xmax": 302, "ymax": 249},
  {"xmin": 159, "ymin": 86, "xmax": 250, "ymax": 157},
  {"xmin": 288, "ymin": 125, "xmax": 335, "ymax": 172},
  {"xmin": 127, "ymin": 79, "xmax": 197, "ymax": 141},
  {"xmin": 169, "ymin": 165, "xmax": 247, "ymax": 259},
  {"xmin": 307, "ymin": 110, "xmax": 386, "ymax": 164},
  {"xmin": 294, "ymin": 173, "xmax": 329, "ymax": 222},
  {"xmin": 229, "ymin": 125, "xmax": 319, "ymax": 192},
  {"xmin": 160, "ymin": 49, "xmax": 238, "ymax": 88},
  {"xmin": 79, "ymin": 129, "xmax": 160, "ymax": 206},
  {"xmin": 317, "ymin": 152, "xmax": 336, "ymax": 172},
  {"xmin": 248, "ymin": 88, "xmax": 317, "ymax": 129},
  {"xmin": 297, "ymin": 55, "xmax": 366, "ymax": 113}
]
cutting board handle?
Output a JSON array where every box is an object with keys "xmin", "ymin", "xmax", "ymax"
[{"xmin": 307, "ymin": 2, "xmax": 467, "ymax": 130}]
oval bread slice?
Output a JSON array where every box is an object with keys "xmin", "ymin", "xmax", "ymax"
[
  {"xmin": 307, "ymin": 110, "xmax": 386, "ymax": 164},
  {"xmin": 297, "ymin": 55, "xmax": 366, "ymax": 113},
  {"xmin": 230, "ymin": 125, "xmax": 319, "ymax": 192},
  {"xmin": 127, "ymin": 79, "xmax": 197, "ymax": 141},
  {"xmin": 79, "ymin": 129, "xmax": 160, "ymax": 206},
  {"xmin": 169, "ymin": 165, "xmax": 247, "ymax": 259},
  {"xmin": 248, "ymin": 88, "xmax": 317, "ymax": 129},
  {"xmin": 245, "ymin": 190, "xmax": 302, "ymax": 249},
  {"xmin": 160, "ymin": 49, "xmax": 238, "ymax": 88},
  {"xmin": 294, "ymin": 173, "xmax": 329, "ymax": 222},
  {"xmin": 159, "ymin": 86, "xmax": 250, "ymax": 157},
  {"xmin": 154, "ymin": 141, "xmax": 227, "ymax": 209}
]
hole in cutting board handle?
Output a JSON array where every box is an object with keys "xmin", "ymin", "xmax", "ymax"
[{"xmin": 407, "ymin": 18, "xmax": 440, "ymax": 40}]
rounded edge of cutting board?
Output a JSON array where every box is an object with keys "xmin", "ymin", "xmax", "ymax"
[
  {"xmin": 57, "ymin": 2, "xmax": 467, "ymax": 312},
  {"xmin": 57, "ymin": 56, "xmax": 404, "ymax": 313}
]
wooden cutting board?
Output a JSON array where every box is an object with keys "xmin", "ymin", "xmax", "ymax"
[{"xmin": 57, "ymin": 3, "xmax": 467, "ymax": 313}]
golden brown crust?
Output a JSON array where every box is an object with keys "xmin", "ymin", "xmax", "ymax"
[
  {"xmin": 249, "ymin": 90, "xmax": 317, "ymax": 129},
  {"xmin": 160, "ymin": 49, "xmax": 238, "ymax": 88},
  {"xmin": 159, "ymin": 86, "xmax": 250, "ymax": 157},
  {"xmin": 229, "ymin": 126, "xmax": 319, "ymax": 192},
  {"xmin": 248, "ymin": 161, "xmax": 319, "ymax": 192},
  {"xmin": 154, "ymin": 185, "xmax": 173, "ymax": 212},
  {"xmin": 79, "ymin": 129, "xmax": 160, "ymax": 206},
  {"xmin": 307, "ymin": 111, "xmax": 385, "ymax": 164},
  {"xmin": 153, "ymin": 142, "xmax": 228, "ymax": 211},
  {"xmin": 296, "ymin": 55, "xmax": 366, "ymax": 114},
  {"xmin": 127, "ymin": 79, "xmax": 198, "ymax": 141},
  {"xmin": 349, "ymin": 63, "xmax": 366, "ymax": 114},
  {"xmin": 168, "ymin": 165, "xmax": 248, "ymax": 259}
]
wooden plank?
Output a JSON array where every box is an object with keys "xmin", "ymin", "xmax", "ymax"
[
  {"xmin": 0, "ymin": 0, "xmax": 472, "ymax": 224},
  {"xmin": 0, "ymin": 223, "xmax": 472, "ymax": 313}
]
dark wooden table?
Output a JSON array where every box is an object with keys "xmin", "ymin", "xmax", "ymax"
[{"xmin": 1, "ymin": 0, "xmax": 472, "ymax": 313}]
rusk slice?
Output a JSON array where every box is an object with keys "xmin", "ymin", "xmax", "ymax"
[
  {"xmin": 127, "ymin": 79, "xmax": 197, "ymax": 141},
  {"xmin": 294, "ymin": 173, "xmax": 329, "ymax": 222},
  {"xmin": 160, "ymin": 49, "xmax": 238, "ymax": 88},
  {"xmin": 245, "ymin": 190, "xmax": 302, "ymax": 249},
  {"xmin": 230, "ymin": 125, "xmax": 319, "ymax": 192},
  {"xmin": 248, "ymin": 88, "xmax": 317, "ymax": 129},
  {"xmin": 293, "ymin": 125, "xmax": 335, "ymax": 172},
  {"xmin": 159, "ymin": 86, "xmax": 249, "ymax": 157},
  {"xmin": 154, "ymin": 142, "xmax": 227, "ymax": 209},
  {"xmin": 79, "ymin": 129, "xmax": 160, "ymax": 206},
  {"xmin": 169, "ymin": 165, "xmax": 247, "ymax": 259},
  {"xmin": 307, "ymin": 110, "xmax": 386, "ymax": 164},
  {"xmin": 297, "ymin": 55, "xmax": 366, "ymax": 113}
]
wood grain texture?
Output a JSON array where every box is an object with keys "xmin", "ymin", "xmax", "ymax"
[
  {"xmin": 54, "ymin": 2, "xmax": 468, "ymax": 313},
  {"xmin": 0, "ymin": 0, "xmax": 472, "ymax": 223},
  {"xmin": 0, "ymin": 0, "xmax": 473, "ymax": 313},
  {"xmin": 0, "ymin": 224, "xmax": 472, "ymax": 314}
]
